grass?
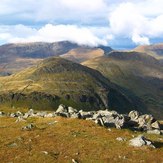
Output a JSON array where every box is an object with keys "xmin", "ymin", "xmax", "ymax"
[
  {"xmin": 0, "ymin": 57, "xmax": 136, "ymax": 112},
  {"xmin": 0, "ymin": 116, "xmax": 163, "ymax": 163}
]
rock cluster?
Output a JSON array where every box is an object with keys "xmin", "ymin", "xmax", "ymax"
[{"xmin": 0, "ymin": 105, "xmax": 162, "ymax": 134}]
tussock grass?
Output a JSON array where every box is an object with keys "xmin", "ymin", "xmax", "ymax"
[{"xmin": 0, "ymin": 117, "xmax": 162, "ymax": 163}]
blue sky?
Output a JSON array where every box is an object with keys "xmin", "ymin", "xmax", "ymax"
[{"xmin": 0, "ymin": 0, "xmax": 163, "ymax": 49}]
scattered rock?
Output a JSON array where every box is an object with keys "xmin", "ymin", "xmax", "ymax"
[{"xmin": 129, "ymin": 135, "xmax": 155, "ymax": 148}]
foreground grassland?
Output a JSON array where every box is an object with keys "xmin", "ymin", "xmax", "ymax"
[{"xmin": 0, "ymin": 116, "xmax": 163, "ymax": 163}]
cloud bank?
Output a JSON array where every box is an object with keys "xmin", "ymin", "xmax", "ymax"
[
  {"xmin": 109, "ymin": 2, "xmax": 163, "ymax": 45},
  {"xmin": 0, "ymin": 0, "xmax": 163, "ymax": 47},
  {"xmin": 0, "ymin": 24, "xmax": 108, "ymax": 46}
]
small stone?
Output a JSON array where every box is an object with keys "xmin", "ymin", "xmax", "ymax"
[
  {"xmin": 8, "ymin": 142, "xmax": 18, "ymax": 148},
  {"xmin": 48, "ymin": 121, "xmax": 58, "ymax": 125},
  {"xmin": 116, "ymin": 137, "xmax": 126, "ymax": 141},
  {"xmin": 72, "ymin": 159, "xmax": 78, "ymax": 163},
  {"xmin": 108, "ymin": 128, "xmax": 112, "ymax": 131},
  {"xmin": 42, "ymin": 151, "xmax": 48, "ymax": 155}
]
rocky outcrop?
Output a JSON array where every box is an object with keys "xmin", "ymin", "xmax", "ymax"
[{"xmin": 1, "ymin": 105, "xmax": 162, "ymax": 134}]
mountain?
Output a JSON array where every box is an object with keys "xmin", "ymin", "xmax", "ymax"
[
  {"xmin": 0, "ymin": 57, "xmax": 136, "ymax": 112},
  {"xmin": 0, "ymin": 41, "xmax": 112, "ymax": 75},
  {"xmin": 60, "ymin": 47, "xmax": 105, "ymax": 63},
  {"xmin": 134, "ymin": 43, "xmax": 163, "ymax": 60},
  {"xmin": 83, "ymin": 51, "xmax": 163, "ymax": 119},
  {"xmin": 0, "ymin": 41, "xmax": 79, "ymax": 75}
]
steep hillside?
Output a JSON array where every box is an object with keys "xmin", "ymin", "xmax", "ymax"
[
  {"xmin": 83, "ymin": 51, "xmax": 163, "ymax": 118},
  {"xmin": 134, "ymin": 43, "xmax": 163, "ymax": 60},
  {"xmin": 0, "ymin": 57, "xmax": 136, "ymax": 112}
]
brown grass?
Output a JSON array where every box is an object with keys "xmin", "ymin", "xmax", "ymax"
[{"xmin": 0, "ymin": 116, "xmax": 163, "ymax": 163}]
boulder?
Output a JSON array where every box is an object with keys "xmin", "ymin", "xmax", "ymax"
[
  {"xmin": 147, "ymin": 129, "xmax": 161, "ymax": 135},
  {"xmin": 27, "ymin": 109, "xmax": 35, "ymax": 117},
  {"xmin": 78, "ymin": 110, "xmax": 94, "ymax": 119},
  {"xmin": 56, "ymin": 104, "xmax": 67, "ymax": 113},
  {"xmin": 128, "ymin": 110, "xmax": 139, "ymax": 121},
  {"xmin": 129, "ymin": 135, "xmax": 155, "ymax": 148},
  {"xmin": 137, "ymin": 114, "xmax": 155, "ymax": 130},
  {"xmin": 70, "ymin": 113, "xmax": 80, "ymax": 119},
  {"xmin": 95, "ymin": 117, "xmax": 105, "ymax": 127},
  {"xmin": 68, "ymin": 107, "xmax": 77, "ymax": 114},
  {"xmin": 44, "ymin": 113, "xmax": 55, "ymax": 118},
  {"xmin": 151, "ymin": 121, "xmax": 160, "ymax": 129}
]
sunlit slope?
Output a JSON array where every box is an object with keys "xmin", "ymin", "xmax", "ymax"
[{"xmin": 0, "ymin": 57, "xmax": 135, "ymax": 111}]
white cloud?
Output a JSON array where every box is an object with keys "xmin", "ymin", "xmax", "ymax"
[
  {"xmin": 0, "ymin": 0, "xmax": 163, "ymax": 47},
  {"xmin": 0, "ymin": 24, "xmax": 108, "ymax": 46},
  {"xmin": 0, "ymin": 0, "xmax": 108, "ymax": 24},
  {"xmin": 132, "ymin": 33, "xmax": 150, "ymax": 45},
  {"xmin": 108, "ymin": 2, "xmax": 163, "ymax": 45}
]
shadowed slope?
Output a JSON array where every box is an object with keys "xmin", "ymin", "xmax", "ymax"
[{"xmin": 83, "ymin": 51, "xmax": 163, "ymax": 118}]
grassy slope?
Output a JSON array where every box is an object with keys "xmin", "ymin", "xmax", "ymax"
[
  {"xmin": 134, "ymin": 43, "xmax": 163, "ymax": 60},
  {"xmin": 0, "ymin": 57, "xmax": 135, "ymax": 112},
  {"xmin": 0, "ymin": 116, "xmax": 162, "ymax": 163},
  {"xmin": 82, "ymin": 52, "xmax": 163, "ymax": 119}
]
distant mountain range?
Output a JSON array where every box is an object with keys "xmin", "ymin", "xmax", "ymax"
[
  {"xmin": 0, "ymin": 41, "xmax": 112, "ymax": 75},
  {"xmin": 0, "ymin": 41, "xmax": 162, "ymax": 118},
  {"xmin": 134, "ymin": 43, "xmax": 163, "ymax": 60}
]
